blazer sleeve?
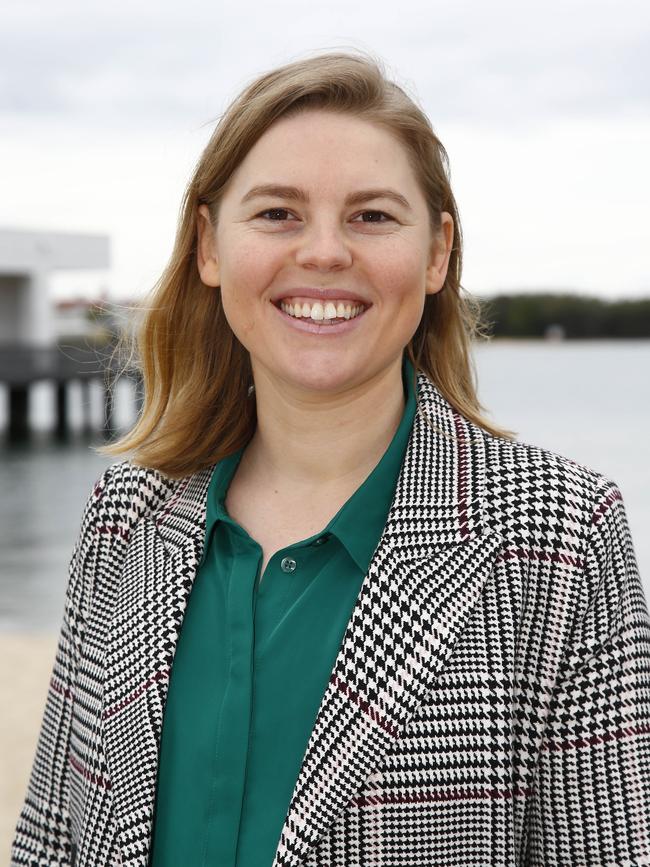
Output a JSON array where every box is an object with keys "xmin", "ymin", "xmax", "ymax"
[
  {"xmin": 10, "ymin": 464, "xmax": 115, "ymax": 867},
  {"xmin": 526, "ymin": 477, "xmax": 650, "ymax": 866}
]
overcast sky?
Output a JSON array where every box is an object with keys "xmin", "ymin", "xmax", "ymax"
[{"xmin": 1, "ymin": 0, "xmax": 649, "ymax": 301}]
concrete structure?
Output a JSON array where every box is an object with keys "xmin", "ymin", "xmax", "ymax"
[
  {"xmin": 53, "ymin": 296, "xmax": 113, "ymax": 341},
  {"xmin": 0, "ymin": 227, "xmax": 110, "ymax": 345},
  {"xmin": 0, "ymin": 227, "xmax": 133, "ymax": 440}
]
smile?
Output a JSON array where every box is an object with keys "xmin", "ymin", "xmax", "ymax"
[
  {"xmin": 280, "ymin": 298, "xmax": 366, "ymax": 323},
  {"xmin": 271, "ymin": 299, "xmax": 370, "ymax": 335}
]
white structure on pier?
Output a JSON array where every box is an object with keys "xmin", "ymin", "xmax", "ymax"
[{"xmin": 0, "ymin": 227, "xmax": 110, "ymax": 346}]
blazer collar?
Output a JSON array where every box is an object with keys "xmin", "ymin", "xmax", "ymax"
[{"xmin": 102, "ymin": 371, "xmax": 503, "ymax": 867}]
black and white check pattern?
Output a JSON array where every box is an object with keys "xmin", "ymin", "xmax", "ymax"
[{"xmin": 11, "ymin": 371, "xmax": 650, "ymax": 866}]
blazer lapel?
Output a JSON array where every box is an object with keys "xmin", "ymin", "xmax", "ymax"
[
  {"xmin": 102, "ymin": 468, "xmax": 213, "ymax": 866},
  {"xmin": 102, "ymin": 372, "xmax": 503, "ymax": 867}
]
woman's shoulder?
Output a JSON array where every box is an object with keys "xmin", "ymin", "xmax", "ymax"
[
  {"xmin": 477, "ymin": 423, "xmax": 623, "ymax": 529},
  {"xmin": 92, "ymin": 457, "xmax": 180, "ymax": 503},
  {"xmin": 77, "ymin": 458, "xmax": 186, "ymax": 541},
  {"xmin": 67, "ymin": 460, "xmax": 193, "ymax": 610}
]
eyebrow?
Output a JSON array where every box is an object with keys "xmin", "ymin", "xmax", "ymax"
[{"xmin": 240, "ymin": 183, "xmax": 413, "ymax": 212}]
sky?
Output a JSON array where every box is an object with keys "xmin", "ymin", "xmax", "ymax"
[{"xmin": 1, "ymin": 0, "xmax": 649, "ymax": 302}]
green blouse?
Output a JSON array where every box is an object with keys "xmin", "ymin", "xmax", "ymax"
[{"xmin": 148, "ymin": 355, "xmax": 418, "ymax": 866}]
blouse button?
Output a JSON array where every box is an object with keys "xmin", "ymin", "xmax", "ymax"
[
  {"xmin": 313, "ymin": 536, "xmax": 327, "ymax": 546},
  {"xmin": 281, "ymin": 557, "xmax": 297, "ymax": 573}
]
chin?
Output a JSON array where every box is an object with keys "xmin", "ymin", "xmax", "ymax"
[{"xmin": 278, "ymin": 365, "xmax": 360, "ymax": 393}]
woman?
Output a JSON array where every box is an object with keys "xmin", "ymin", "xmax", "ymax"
[{"xmin": 12, "ymin": 50, "xmax": 650, "ymax": 867}]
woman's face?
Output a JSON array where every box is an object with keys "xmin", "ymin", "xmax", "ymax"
[{"xmin": 197, "ymin": 109, "xmax": 454, "ymax": 397}]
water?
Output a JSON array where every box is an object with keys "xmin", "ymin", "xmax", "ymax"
[{"xmin": 1, "ymin": 340, "xmax": 649, "ymax": 632}]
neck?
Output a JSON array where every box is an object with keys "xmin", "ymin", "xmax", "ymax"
[{"xmin": 241, "ymin": 357, "xmax": 406, "ymax": 495}]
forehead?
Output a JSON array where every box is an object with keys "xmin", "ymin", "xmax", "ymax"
[{"xmin": 224, "ymin": 110, "xmax": 419, "ymax": 199}]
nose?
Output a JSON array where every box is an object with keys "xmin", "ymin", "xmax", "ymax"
[{"xmin": 294, "ymin": 220, "xmax": 353, "ymax": 271}]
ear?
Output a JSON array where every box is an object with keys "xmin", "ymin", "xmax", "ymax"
[
  {"xmin": 425, "ymin": 212, "xmax": 454, "ymax": 296},
  {"xmin": 197, "ymin": 204, "xmax": 221, "ymax": 287}
]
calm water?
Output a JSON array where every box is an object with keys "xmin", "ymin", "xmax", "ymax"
[{"xmin": 1, "ymin": 340, "xmax": 648, "ymax": 632}]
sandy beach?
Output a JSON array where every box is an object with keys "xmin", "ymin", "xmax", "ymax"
[{"xmin": 1, "ymin": 633, "xmax": 58, "ymax": 859}]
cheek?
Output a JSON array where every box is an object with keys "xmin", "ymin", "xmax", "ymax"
[
  {"xmin": 376, "ymin": 256, "xmax": 427, "ymax": 307},
  {"xmin": 219, "ymin": 245, "xmax": 276, "ymax": 336},
  {"xmin": 225, "ymin": 250, "xmax": 261, "ymax": 293},
  {"xmin": 371, "ymin": 256, "xmax": 427, "ymax": 341},
  {"xmin": 224, "ymin": 241, "xmax": 279, "ymax": 299},
  {"xmin": 220, "ymin": 291, "xmax": 257, "ymax": 341}
]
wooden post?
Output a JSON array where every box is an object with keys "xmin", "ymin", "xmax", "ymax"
[
  {"xmin": 8, "ymin": 384, "xmax": 30, "ymax": 441},
  {"xmin": 55, "ymin": 381, "xmax": 69, "ymax": 440}
]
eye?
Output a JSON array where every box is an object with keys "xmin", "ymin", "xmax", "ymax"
[
  {"xmin": 253, "ymin": 207, "xmax": 395, "ymax": 224},
  {"xmin": 256, "ymin": 207, "xmax": 296, "ymax": 221},
  {"xmin": 352, "ymin": 210, "xmax": 394, "ymax": 223}
]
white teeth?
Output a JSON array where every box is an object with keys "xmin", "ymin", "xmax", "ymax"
[{"xmin": 279, "ymin": 299, "xmax": 365, "ymax": 322}]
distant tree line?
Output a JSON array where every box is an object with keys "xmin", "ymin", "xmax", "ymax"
[{"xmin": 476, "ymin": 293, "xmax": 650, "ymax": 338}]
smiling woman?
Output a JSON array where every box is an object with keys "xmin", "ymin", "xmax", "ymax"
[
  {"xmin": 192, "ymin": 108, "xmax": 456, "ymax": 412},
  {"xmin": 80, "ymin": 49, "xmax": 512, "ymax": 481},
  {"xmin": 11, "ymin": 49, "xmax": 650, "ymax": 867}
]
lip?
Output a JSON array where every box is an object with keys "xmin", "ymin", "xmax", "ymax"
[
  {"xmin": 271, "ymin": 298, "xmax": 370, "ymax": 335},
  {"xmin": 271, "ymin": 287, "xmax": 371, "ymax": 306}
]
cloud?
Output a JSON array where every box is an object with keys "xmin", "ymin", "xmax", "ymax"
[
  {"xmin": 1, "ymin": 0, "xmax": 649, "ymax": 131},
  {"xmin": 2, "ymin": 0, "xmax": 649, "ymax": 299}
]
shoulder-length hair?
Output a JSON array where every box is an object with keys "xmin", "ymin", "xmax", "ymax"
[{"xmin": 97, "ymin": 49, "xmax": 516, "ymax": 478}]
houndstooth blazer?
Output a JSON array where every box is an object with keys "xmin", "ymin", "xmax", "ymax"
[{"xmin": 11, "ymin": 371, "xmax": 650, "ymax": 867}]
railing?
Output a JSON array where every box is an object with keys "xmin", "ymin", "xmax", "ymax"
[
  {"xmin": 0, "ymin": 341, "xmax": 130, "ymax": 385},
  {"xmin": 0, "ymin": 341, "xmax": 142, "ymax": 441}
]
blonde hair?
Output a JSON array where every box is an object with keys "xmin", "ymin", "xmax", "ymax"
[{"xmin": 97, "ymin": 48, "xmax": 516, "ymax": 478}]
